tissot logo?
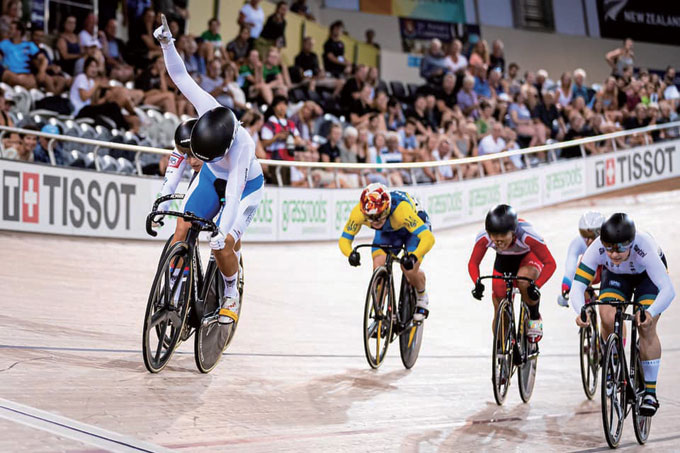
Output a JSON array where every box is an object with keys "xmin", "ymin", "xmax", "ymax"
[{"xmin": 595, "ymin": 146, "xmax": 676, "ymax": 188}]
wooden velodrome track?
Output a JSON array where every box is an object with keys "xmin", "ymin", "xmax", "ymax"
[{"xmin": 1, "ymin": 179, "xmax": 679, "ymax": 452}]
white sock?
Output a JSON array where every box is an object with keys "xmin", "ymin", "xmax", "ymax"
[
  {"xmin": 235, "ymin": 249, "xmax": 242, "ymax": 265},
  {"xmin": 641, "ymin": 359, "xmax": 660, "ymax": 395},
  {"xmin": 221, "ymin": 271, "xmax": 239, "ymax": 299}
]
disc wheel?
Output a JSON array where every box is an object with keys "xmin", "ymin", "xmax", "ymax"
[
  {"xmin": 363, "ymin": 266, "xmax": 393, "ymax": 369},
  {"xmin": 632, "ymin": 353, "xmax": 652, "ymax": 444},
  {"xmin": 601, "ymin": 335, "xmax": 625, "ymax": 448},
  {"xmin": 398, "ymin": 284, "xmax": 424, "ymax": 369},
  {"xmin": 518, "ymin": 304, "xmax": 537, "ymax": 403},
  {"xmin": 492, "ymin": 300, "xmax": 513, "ymax": 405},
  {"xmin": 579, "ymin": 307, "xmax": 600, "ymax": 400},
  {"xmin": 142, "ymin": 242, "xmax": 193, "ymax": 373},
  {"xmin": 194, "ymin": 258, "xmax": 244, "ymax": 373}
]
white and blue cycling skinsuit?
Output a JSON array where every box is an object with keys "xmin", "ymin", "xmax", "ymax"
[{"xmin": 159, "ymin": 38, "xmax": 264, "ymax": 243}]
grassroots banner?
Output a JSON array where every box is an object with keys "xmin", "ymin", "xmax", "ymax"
[
  {"xmin": 585, "ymin": 139, "xmax": 680, "ymax": 194},
  {"xmin": 399, "ymin": 18, "xmax": 479, "ymax": 53},
  {"xmin": 361, "ymin": 0, "xmax": 465, "ymax": 22},
  {"xmin": 597, "ymin": 0, "xmax": 680, "ymax": 45}
]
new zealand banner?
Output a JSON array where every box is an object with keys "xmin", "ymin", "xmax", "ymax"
[{"xmin": 597, "ymin": 0, "xmax": 680, "ymax": 45}]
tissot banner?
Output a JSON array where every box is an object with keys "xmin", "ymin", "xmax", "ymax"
[{"xmin": 597, "ymin": 0, "xmax": 680, "ymax": 45}]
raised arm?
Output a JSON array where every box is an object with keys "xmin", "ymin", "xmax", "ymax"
[{"xmin": 218, "ymin": 140, "xmax": 251, "ymax": 235}]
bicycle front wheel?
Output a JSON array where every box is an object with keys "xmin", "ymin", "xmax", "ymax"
[
  {"xmin": 363, "ymin": 266, "xmax": 393, "ymax": 369},
  {"xmin": 518, "ymin": 303, "xmax": 537, "ymax": 403},
  {"xmin": 492, "ymin": 299, "xmax": 513, "ymax": 405},
  {"xmin": 142, "ymin": 242, "xmax": 193, "ymax": 373},
  {"xmin": 632, "ymin": 352, "xmax": 652, "ymax": 444},
  {"xmin": 579, "ymin": 307, "xmax": 600, "ymax": 400},
  {"xmin": 601, "ymin": 334, "xmax": 625, "ymax": 448},
  {"xmin": 398, "ymin": 282, "xmax": 424, "ymax": 369}
]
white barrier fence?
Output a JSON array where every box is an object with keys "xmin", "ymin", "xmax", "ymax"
[{"xmin": 2, "ymin": 139, "xmax": 678, "ymax": 241}]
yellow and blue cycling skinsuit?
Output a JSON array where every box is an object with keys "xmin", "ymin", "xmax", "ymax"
[{"xmin": 339, "ymin": 190, "xmax": 435, "ymax": 261}]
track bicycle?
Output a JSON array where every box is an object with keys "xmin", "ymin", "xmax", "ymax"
[
  {"xmin": 353, "ymin": 244, "xmax": 425, "ymax": 369},
  {"xmin": 579, "ymin": 287, "xmax": 601, "ymax": 400},
  {"xmin": 476, "ymin": 274, "xmax": 539, "ymax": 405},
  {"xmin": 579, "ymin": 298, "xmax": 651, "ymax": 448},
  {"xmin": 142, "ymin": 194, "xmax": 244, "ymax": 374}
]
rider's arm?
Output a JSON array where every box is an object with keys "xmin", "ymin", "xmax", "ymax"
[
  {"xmin": 562, "ymin": 237, "xmax": 587, "ymax": 294},
  {"xmin": 338, "ymin": 204, "xmax": 365, "ymax": 257},
  {"xmin": 642, "ymin": 251, "xmax": 675, "ymax": 318},
  {"xmin": 525, "ymin": 236, "xmax": 556, "ymax": 287},
  {"xmin": 160, "ymin": 38, "xmax": 220, "ymax": 116},
  {"xmin": 467, "ymin": 233, "xmax": 489, "ymax": 283},
  {"xmin": 158, "ymin": 150, "xmax": 187, "ymax": 198},
  {"xmin": 392, "ymin": 201, "xmax": 434, "ymax": 262},
  {"xmin": 217, "ymin": 138, "xmax": 251, "ymax": 235},
  {"xmin": 570, "ymin": 241, "xmax": 601, "ymax": 314}
]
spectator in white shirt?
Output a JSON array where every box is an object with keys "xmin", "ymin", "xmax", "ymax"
[
  {"xmin": 477, "ymin": 122, "xmax": 507, "ymax": 175},
  {"xmin": 78, "ymin": 13, "xmax": 101, "ymax": 49},
  {"xmin": 444, "ymin": 39, "xmax": 467, "ymax": 74},
  {"xmin": 239, "ymin": 0, "xmax": 265, "ymax": 39}
]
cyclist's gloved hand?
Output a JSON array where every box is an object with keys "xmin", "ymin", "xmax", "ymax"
[
  {"xmin": 153, "ymin": 14, "xmax": 174, "ymax": 46},
  {"xmin": 527, "ymin": 282, "xmax": 541, "ymax": 301},
  {"xmin": 348, "ymin": 251, "xmax": 361, "ymax": 267},
  {"xmin": 210, "ymin": 230, "xmax": 226, "ymax": 250},
  {"xmin": 472, "ymin": 280, "xmax": 484, "ymax": 300},
  {"xmin": 557, "ymin": 291, "xmax": 569, "ymax": 307},
  {"xmin": 400, "ymin": 253, "xmax": 417, "ymax": 271}
]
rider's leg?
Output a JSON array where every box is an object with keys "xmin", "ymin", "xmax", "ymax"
[
  {"xmin": 214, "ymin": 233, "xmax": 239, "ymax": 297},
  {"xmin": 637, "ymin": 283, "xmax": 663, "ymax": 413},
  {"xmin": 372, "ymin": 253, "xmax": 387, "ymax": 270},
  {"xmin": 517, "ymin": 265, "xmax": 540, "ymax": 318},
  {"xmin": 402, "ymin": 259, "xmax": 428, "ymax": 320}
]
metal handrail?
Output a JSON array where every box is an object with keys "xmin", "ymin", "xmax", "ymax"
[{"xmin": 0, "ymin": 120, "xmax": 678, "ymax": 170}]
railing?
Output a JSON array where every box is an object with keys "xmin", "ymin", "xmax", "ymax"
[{"xmin": 1, "ymin": 121, "xmax": 678, "ymax": 187}]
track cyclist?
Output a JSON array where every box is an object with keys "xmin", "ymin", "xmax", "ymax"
[
  {"xmin": 571, "ymin": 213, "xmax": 674, "ymax": 416},
  {"xmin": 153, "ymin": 15, "xmax": 264, "ymax": 325},
  {"xmin": 340, "ymin": 183, "xmax": 435, "ymax": 322},
  {"xmin": 469, "ymin": 204, "xmax": 556, "ymax": 342},
  {"xmin": 557, "ymin": 211, "xmax": 605, "ymax": 308}
]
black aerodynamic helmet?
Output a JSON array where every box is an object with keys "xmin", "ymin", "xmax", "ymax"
[
  {"xmin": 485, "ymin": 204, "xmax": 518, "ymax": 234},
  {"xmin": 600, "ymin": 213, "xmax": 636, "ymax": 246},
  {"xmin": 190, "ymin": 106, "xmax": 239, "ymax": 163},
  {"xmin": 174, "ymin": 118, "xmax": 196, "ymax": 154}
]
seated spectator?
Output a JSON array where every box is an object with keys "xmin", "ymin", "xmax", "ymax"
[
  {"xmin": 292, "ymin": 36, "xmax": 322, "ymax": 92},
  {"xmin": 444, "ymin": 39, "xmax": 467, "ymax": 74},
  {"xmin": 290, "ymin": 100, "xmax": 322, "ymax": 150},
  {"xmin": 506, "ymin": 62, "xmax": 521, "ymax": 93},
  {"xmin": 70, "ymin": 57, "xmax": 137, "ymax": 130},
  {"xmin": 472, "ymin": 63, "xmax": 492, "ymax": 100},
  {"xmin": 339, "ymin": 64, "xmax": 367, "ymax": 109},
  {"xmin": 262, "ymin": 47, "xmax": 290, "ymax": 98},
  {"xmin": 534, "ymin": 90, "xmax": 564, "ymax": 141},
  {"xmin": 420, "ymin": 38, "xmax": 448, "ymax": 86},
  {"xmin": 27, "ymin": 25, "xmax": 70, "ymax": 95},
  {"xmin": 240, "ymin": 49, "xmax": 273, "ymax": 104},
  {"xmin": 508, "ymin": 90, "xmax": 545, "ymax": 147},
  {"xmin": 534, "ymin": 69, "xmax": 550, "ymax": 102},
  {"xmin": 385, "ymin": 96, "xmax": 405, "ymax": 131},
  {"xmin": 0, "ymin": 0, "xmax": 20, "ymax": 40},
  {"xmin": 260, "ymin": 96, "xmax": 303, "ymax": 161},
  {"xmin": 624, "ymin": 79, "xmax": 642, "ymax": 112},
  {"xmin": 78, "ymin": 13, "xmax": 101, "ymax": 50},
  {"xmin": 365, "ymin": 29, "xmax": 379, "ymax": 49},
  {"xmin": 33, "ymin": 124, "xmax": 67, "ymax": 165},
  {"xmin": 137, "ymin": 8, "xmax": 162, "ymax": 66},
  {"xmin": 623, "ymin": 102, "xmax": 651, "ymax": 146},
  {"xmin": 241, "ymin": 109, "xmax": 266, "ymax": 159},
  {"xmin": 291, "ymin": 0, "xmax": 315, "ymax": 20},
  {"xmin": 414, "ymin": 133, "xmax": 438, "ymax": 183},
  {"xmin": 5, "ymin": 124, "xmax": 39, "ymax": 162},
  {"xmin": 469, "ymin": 39, "xmax": 490, "ymax": 68},
  {"xmin": 227, "ymin": 26, "xmax": 252, "ymax": 65},
  {"xmin": 136, "ymin": 55, "xmax": 179, "ymax": 115},
  {"xmin": 561, "ymin": 113, "xmax": 597, "ymax": 158},
  {"xmin": 489, "ymin": 39, "xmax": 505, "ymax": 73},
  {"xmin": 605, "ymin": 38, "xmax": 634, "ymax": 78},
  {"xmin": 176, "ymin": 34, "xmax": 206, "ymax": 76},
  {"xmin": 339, "ymin": 125, "xmax": 359, "ymax": 163},
  {"xmin": 199, "ymin": 18, "xmax": 225, "ymax": 62},
  {"xmin": 200, "ymin": 59, "xmax": 235, "ymax": 110},
  {"xmin": 257, "ymin": 1, "xmax": 287, "ymax": 54},
  {"xmin": 350, "ymin": 84, "xmax": 378, "ymax": 128},
  {"xmin": 662, "ymin": 66, "xmax": 678, "ymax": 107},
  {"xmin": 323, "ymin": 21, "xmax": 351, "ymax": 78},
  {"xmin": 435, "ymin": 73, "xmax": 457, "ymax": 117},
  {"xmin": 477, "ymin": 122, "xmax": 506, "ymax": 175},
  {"xmin": 100, "ymin": 18, "xmax": 134, "ymax": 82},
  {"xmin": 597, "ymin": 76, "xmax": 620, "ymax": 112},
  {"xmin": 239, "ymin": 0, "xmax": 265, "ymax": 39},
  {"xmin": 0, "ymin": 21, "xmax": 40, "ymax": 89},
  {"xmin": 318, "ymin": 122, "xmax": 342, "ymax": 163},
  {"xmin": 73, "ymin": 40, "xmax": 105, "ymax": 75},
  {"xmin": 407, "ymin": 93, "xmax": 435, "ymax": 135},
  {"xmin": 56, "ymin": 15, "xmax": 82, "ymax": 75},
  {"xmin": 398, "ymin": 119, "xmax": 418, "ymax": 150},
  {"xmin": 475, "ymin": 100, "xmax": 494, "ymax": 135},
  {"xmin": 555, "ymin": 71, "xmax": 573, "ymax": 108},
  {"xmin": 456, "ymin": 75, "xmax": 479, "ymax": 118},
  {"xmin": 572, "ymin": 68, "xmax": 591, "ymax": 104},
  {"xmin": 432, "ymin": 136, "xmax": 460, "ymax": 181}
]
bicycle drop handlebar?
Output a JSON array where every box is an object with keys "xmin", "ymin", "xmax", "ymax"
[
  {"xmin": 146, "ymin": 194, "xmax": 219, "ymax": 237},
  {"xmin": 477, "ymin": 274, "xmax": 535, "ymax": 285},
  {"xmin": 580, "ymin": 297, "xmax": 646, "ymax": 323},
  {"xmin": 352, "ymin": 243, "xmax": 407, "ymax": 255}
]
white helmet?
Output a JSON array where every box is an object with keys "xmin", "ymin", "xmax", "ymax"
[{"xmin": 579, "ymin": 211, "xmax": 605, "ymax": 239}]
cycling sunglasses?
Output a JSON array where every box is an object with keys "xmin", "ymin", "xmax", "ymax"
[{"xmin": 601, "ymin": 241, "xmax": 633, "ymax": 253}]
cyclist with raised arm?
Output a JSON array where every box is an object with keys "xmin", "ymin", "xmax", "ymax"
[
  {"xmin": 557, "ymin": 211, "xmax": 605, "ymax": 308},
  {"xmin": 571, "ymin": 213, "xmax": 674, "ymax": 416},
  {"xmin": 153, "ymin": 15, "xmax": 264, "ymax": 325},
  {"xmin": 468, "ymin": 204, "xmax": 556, "ymax": 343},
  {"xmin": 339, "ymin": 183, "xmax": 435, "ymax": 322}
]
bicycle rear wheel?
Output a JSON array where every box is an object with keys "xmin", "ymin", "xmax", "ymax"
[
  {"xmin": 518, "ymin": 303, "xmax": 537, "ymax": 403},
  {"xmin": 601, "ymin": 334, "xmax": 625, "ymax": 448},
  {"xmin": 492, "ymin": 300, "xmax": 513, "ymax": 405},
  {"xmin": 398, "ymin": 280, "xmax": 424, "ymax": 369},
  {"xmin": 580, "ymin": 307, "xmax": 600, "ymax": 400},
  {"xmin": 195, "ymin": 257, "xmax": 244, "ymax": 373},
  {"xmin": 363, "ymin": 266, "xmax": 393, "ymax": 369},
  {"xmin": 142, "ymin": 242, "xmax": 193, "ymax": 373},
  {"xmin": 632, "ymin": 352, "xmax": 652, "ymax": 444}
]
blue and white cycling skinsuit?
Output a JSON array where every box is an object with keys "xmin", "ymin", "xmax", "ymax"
[{"xmin": 158, "ymin": 38, "xmax": 264, "ymax": 242}]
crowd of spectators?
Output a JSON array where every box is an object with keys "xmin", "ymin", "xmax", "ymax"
[{"xmin": 0, "ymin": 0, "xmax": 678, "ymax": 189}]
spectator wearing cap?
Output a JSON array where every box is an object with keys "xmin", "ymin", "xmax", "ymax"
[
  {"xmin": 420, "ymin": 38, "xmax": 448, "ymax": 86},
  {"xmin": 33, "ymin": 124, "xmax": 67, "ymax": 165},
  {"xmin": 489, "ymin": 40, "xmax": 505, "ymax": 74},
  {"xmin": 324, "ymin": 21, "xmax": 351, "ymax": 78},
  {"xmin": 290, "ymin": 0, "xmax": 315, "ymax": 20},
  {"xmin": 239, "ymin": 0, "xmax": 265, "ymax": 39},
  {"xmin": 227, "ymin": 26, "xmax": 252, "ymax": 65},
  {"xmin": 56, "ymin": 16, "xmax": 82, "ymax": 76}
]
